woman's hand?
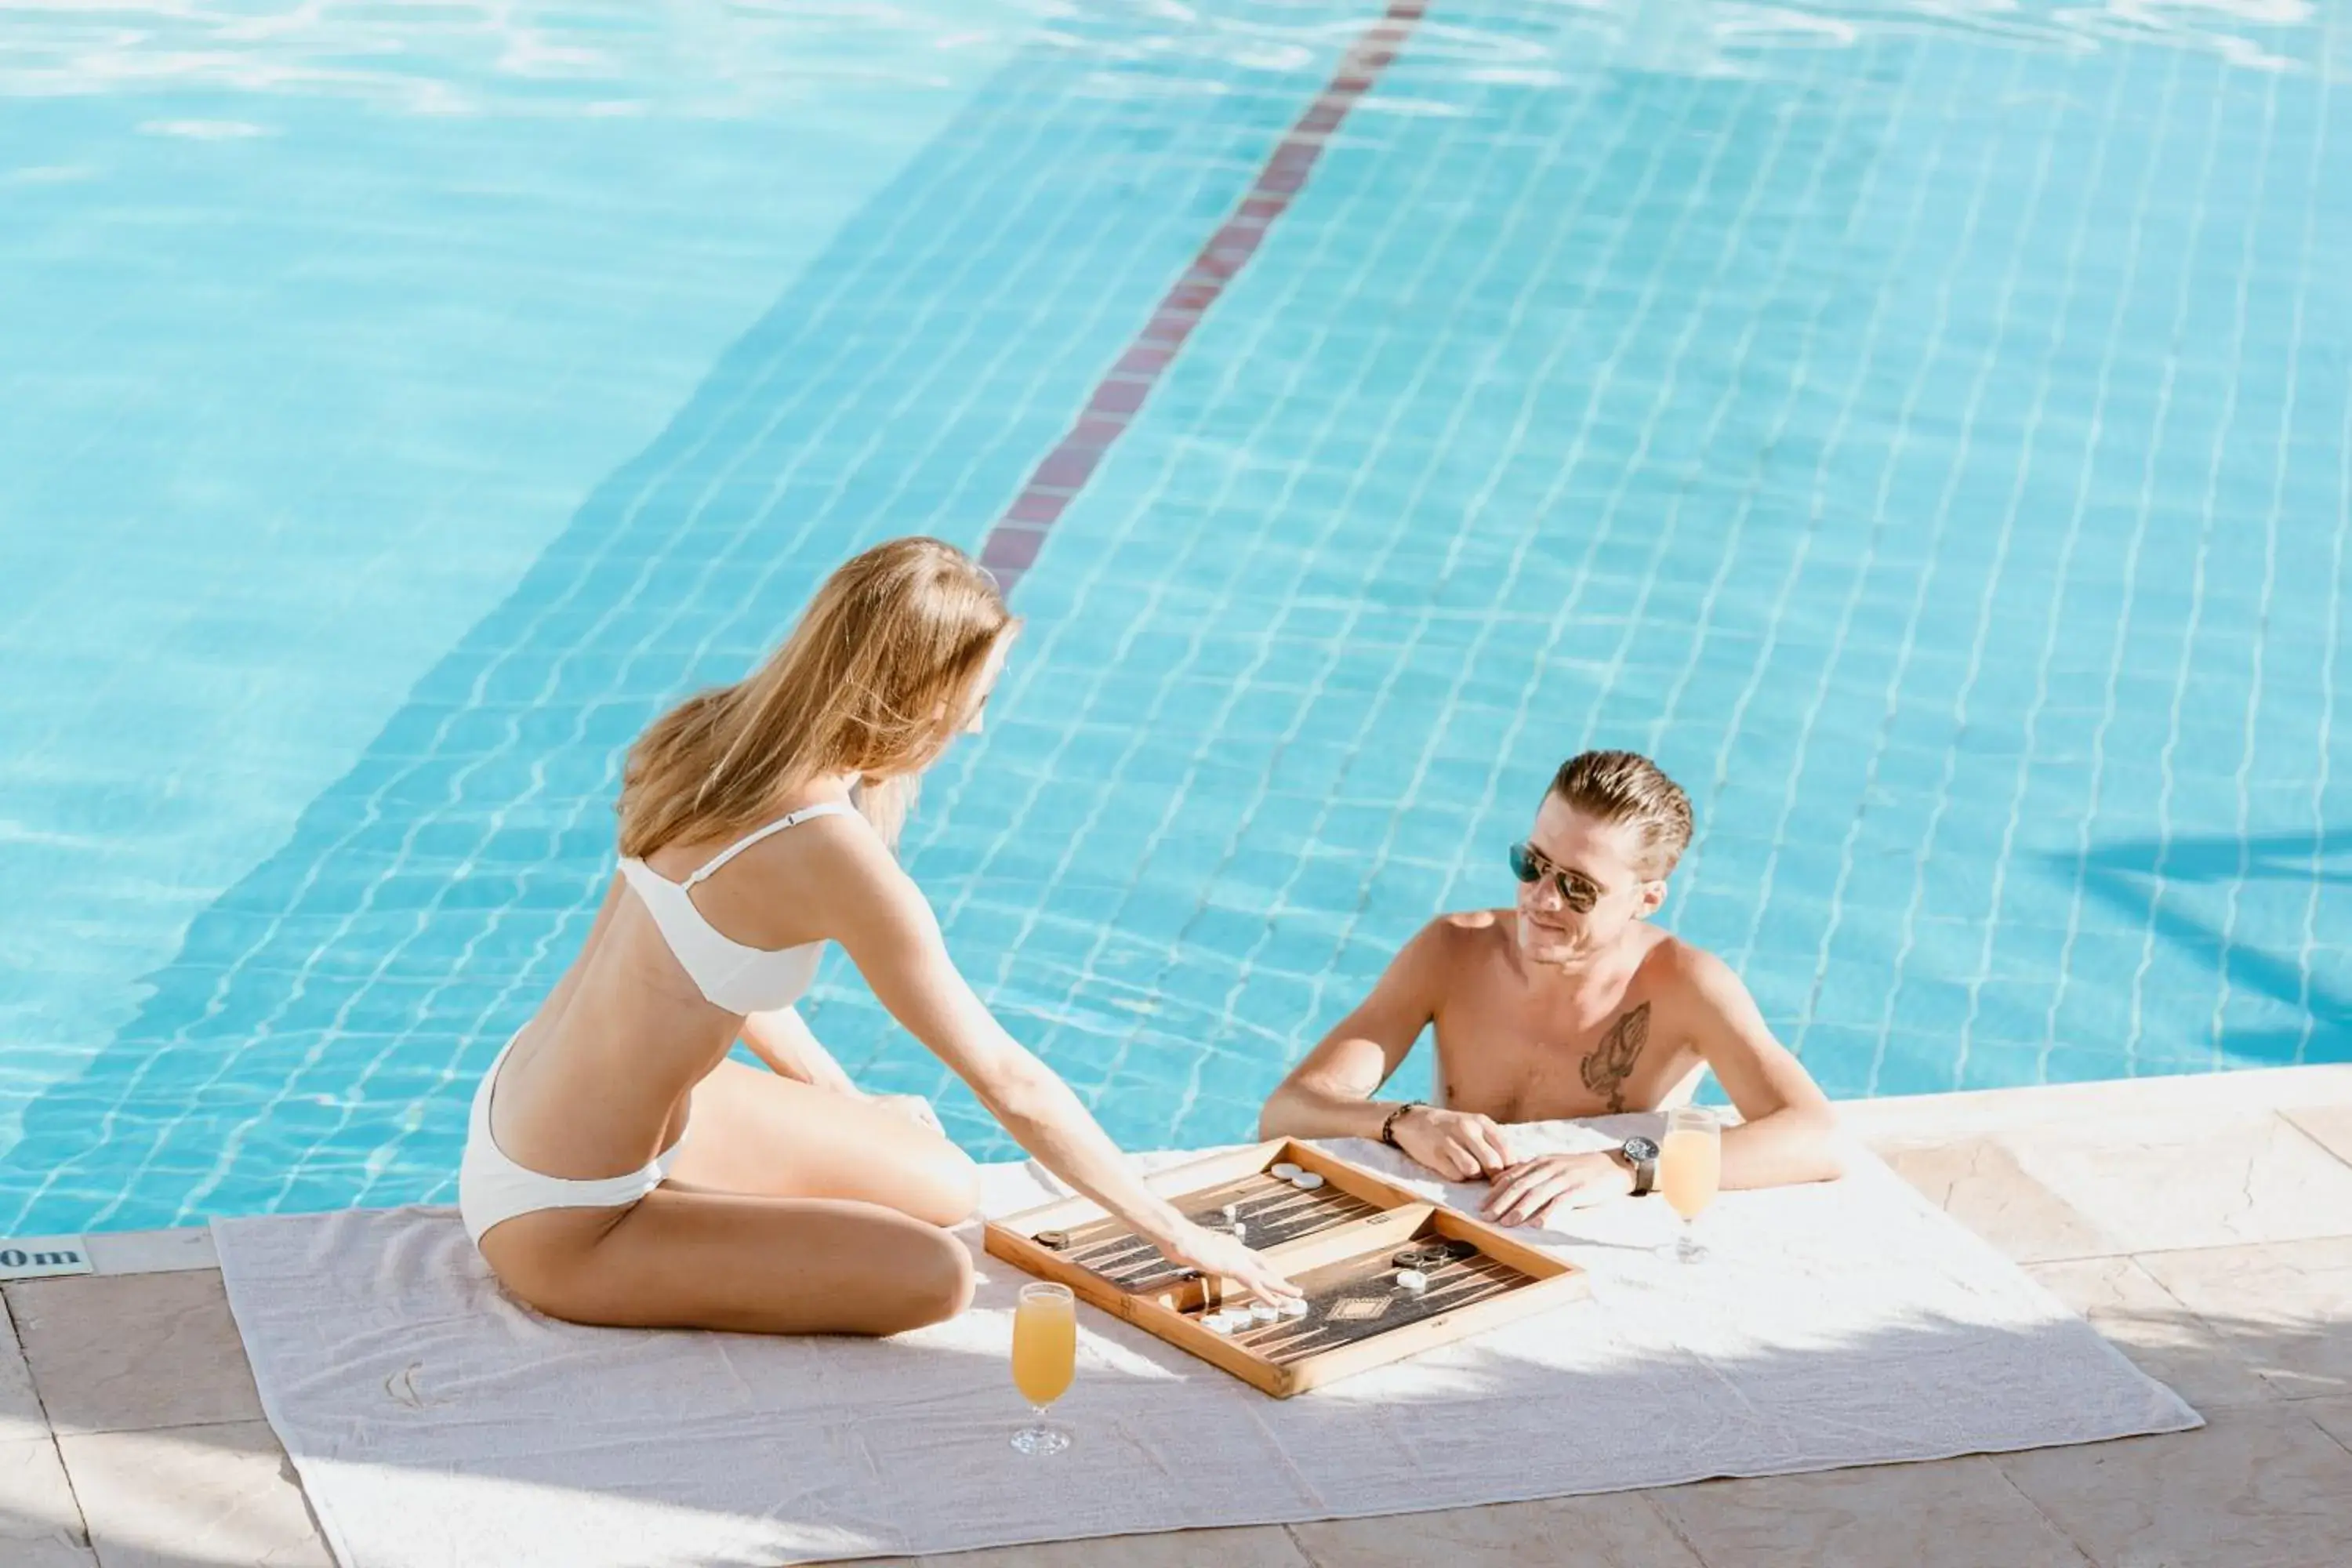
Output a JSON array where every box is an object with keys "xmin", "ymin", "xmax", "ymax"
[{"xmin": 1154, "ymin": 1222, "xmax": 1301, "ymax": 1304}]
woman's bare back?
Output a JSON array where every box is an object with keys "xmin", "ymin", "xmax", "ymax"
[{"xmin": 485, "ymin": 799, "xmax": 855, "ymax": 1185}]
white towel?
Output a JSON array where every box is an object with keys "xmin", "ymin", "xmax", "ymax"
[{"xmin": 212, "ymin": 1122, "xmax": 2198, "ymax": 1568}]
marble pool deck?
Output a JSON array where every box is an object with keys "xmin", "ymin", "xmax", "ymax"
[{"xmin": 4, "ymin": 1064, "xmax": 2351, "ymax": 1568}]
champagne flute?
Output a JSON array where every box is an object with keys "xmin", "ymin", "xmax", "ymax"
[
  {"xmin": 1010, "ymin": 1282, "xmax": 1076, "ymax": 1455},
  {"xmin": 1657, "ymin": 1107, "xmax": 1722, "ymax": 1263}
]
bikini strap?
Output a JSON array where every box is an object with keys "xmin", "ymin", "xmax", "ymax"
[{"xmin": 682, "ymin": 801, "xmax": 855, "ymax": 888}]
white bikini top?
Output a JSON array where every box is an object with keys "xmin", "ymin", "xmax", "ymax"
[{"xmin": 617, "ymin": 800, "xmax": 854, "ymax": 1015}]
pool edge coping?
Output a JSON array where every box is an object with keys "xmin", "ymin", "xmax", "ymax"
[{"xmin": 29, "ymin": 1063, "xmax": 2346, "ymax": 1277}]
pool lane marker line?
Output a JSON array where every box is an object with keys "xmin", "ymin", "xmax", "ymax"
[{"xmin": 978, "ymin": 0, "xmax": 1429, "ymax": 594}]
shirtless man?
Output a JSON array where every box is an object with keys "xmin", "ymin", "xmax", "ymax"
[{"xmin": 1260, "ymin": 750, "xmax": 1842, "ymax": 1229}]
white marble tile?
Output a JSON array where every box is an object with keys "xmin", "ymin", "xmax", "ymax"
[
  {"xmin": 84, "ymin": 1228, "xmax": 219, "ymax": 1277},
  {"xmin": 844, "ymin": 1523, "xmax": 1313, "ymax": 1567},
  {"xmin": 2025, "ymin": 1256, "xmax": 2278, "ymax": 1413},
  {"xmin": 2008, "ymin": 1112, "xmax": 2352, "ymax": 1252},
  {"xmin": 58, "ymin": 1420, "xmax": 332, "ymax": 1568},
  {"xmin": 2283, "ymin": 1104, "xmax": 2352, "ymax": 1171},
  {"xmin": 1997, "ymin": 1402, "xmax": 2352, "ymax": 1568},
  {"xmin": 1290, "ymin": 1494, "xmax": 1702, "ymax": 1567},
  {"xmin": 1650, "ymin": 1455, "xmax": 2088, "ymax": 1567},
  {"xmin": 9, "ymin": 1271, "xmax": 261, "ymax": 1434},
  {"xmin": 0, "ymin": 1436, "xmax": 96, "ymax": 1567},
  {"xmin": 2303, "ymin": 1395, "xmax": 2352, "ymax": 1456},
  {"xmin": 2136, "ymin": 1237, "xmax": 2352, "ymax": 1401},
  {"xmin": 1843, "ymin": 1066, "xmax": 2352, "ymax": 1145},
  {"xmin": 2, "ymin": 1289, "xmax": 49, "ymax": 1439},
  {"xmin": 1882, "ymin": 1139, "xmax": 2118, "ymax": 1262}
]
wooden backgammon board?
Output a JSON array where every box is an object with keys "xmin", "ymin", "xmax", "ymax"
[{"xmin": 982, "ymin": 1138, "xmax": 1590, "ymax": 1397}]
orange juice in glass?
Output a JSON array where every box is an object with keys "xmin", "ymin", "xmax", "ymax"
[
  {"xmin": 1657, "ymin": 1107, "xmax": 1722, "ymax": 1263},
  {"xmin": 1010, "ymin": 1282, "xmax": 1075, "ymax": 1455}
]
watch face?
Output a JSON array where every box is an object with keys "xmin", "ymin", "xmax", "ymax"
[{"xmin": 1622, "ymin": 1136, "xmax": 1661, "ymax": 1163}]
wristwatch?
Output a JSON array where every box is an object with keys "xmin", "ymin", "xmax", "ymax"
[{"xmin": 1617, "ymin": 1135, "xmax": 1661, "ymax": 1196}]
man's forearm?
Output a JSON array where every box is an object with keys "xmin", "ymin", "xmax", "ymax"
[
  {"xmin": 1716, "ymin": 1106, "xmax": 1843, "ymax": 1190},
  {"xmin": 1258, "ymin": 1083, "xmax": 1410, "ymax": 1145}
]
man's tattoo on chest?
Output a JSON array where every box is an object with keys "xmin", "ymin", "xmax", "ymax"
[{"xmin": 1580, "ymin": 1002, "xmax": 1649, "ymax": 1114}]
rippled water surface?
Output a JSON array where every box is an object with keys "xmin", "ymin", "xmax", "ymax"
[{"xmin": 2, "ymin": 0, "xmax": 2347, "ymax": 1231}]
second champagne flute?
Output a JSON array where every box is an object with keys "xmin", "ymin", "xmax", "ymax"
[{"xmin": 1657, "ymin": 1107, "xmax": 1722, "ymax": 1263}]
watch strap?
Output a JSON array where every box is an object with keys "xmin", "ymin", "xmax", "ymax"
[{"xmin": 1624, "ymin": 1142, "xmax": 1657, "ymax": 1196}]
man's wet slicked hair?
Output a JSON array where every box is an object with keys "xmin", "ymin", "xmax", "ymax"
[{"xmin": 1548, "ymin": 750, "xmax": 1694, "ymax": 878}]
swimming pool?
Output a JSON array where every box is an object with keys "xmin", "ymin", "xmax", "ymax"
[{"xmin": 2, "ymin": 0, "xmax": 2346, "ymax": 1234}]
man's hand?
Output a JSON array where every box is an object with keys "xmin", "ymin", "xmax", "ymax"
[
  {"xmin": 1481, "ymin": 1152, "xmax": 1635, "ymax": 1227},
  {"xmin": 1392, "ymin": 1106, "xmax": 1512, "ymax": 1181}
]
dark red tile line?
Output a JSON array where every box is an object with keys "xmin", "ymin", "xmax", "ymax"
[{"xmin": 979, "ymin": 0, "xmax": 1431, "ymax": 594}]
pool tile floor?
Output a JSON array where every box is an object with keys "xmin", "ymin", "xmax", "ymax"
[{"xmin": 6, "ymin": 1068, "xmax": 2352, "ymax": 1568}]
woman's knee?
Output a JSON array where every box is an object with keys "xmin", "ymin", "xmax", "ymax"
[
  {"xmin": 869, "ymin": 1224, "xmax": 976, "ymax": 1334},
  {"xmin": 872, "ymin": 1117, "xmax": 980, "ymax": 1228},
  {"xmin": 913, "ymin": 1141, "xmax": 982, "ymax": 1229}
]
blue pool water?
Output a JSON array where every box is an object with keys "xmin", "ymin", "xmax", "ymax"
[{"xmin": 2, "ymin": 0, "xmax": 2347, "ymax": 1233}]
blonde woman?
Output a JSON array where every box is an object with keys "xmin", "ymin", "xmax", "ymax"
[{"xmin": 459, "ymin": 538, "xmax": 1295, "ymax": 1334}]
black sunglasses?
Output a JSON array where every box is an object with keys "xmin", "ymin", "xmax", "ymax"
[{"xmin": 1508, "ymin": 841, "xmax": 1605, "ymax": 912}]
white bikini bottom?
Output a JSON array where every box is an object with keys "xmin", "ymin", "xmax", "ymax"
[{"xmin": 458, "ymin": 1034, "xmax": 686, "ymax": 1249}]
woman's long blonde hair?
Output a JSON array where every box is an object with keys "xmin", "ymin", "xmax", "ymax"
[{"xmin": 618, "ymin": 537, "xmax": 1014, "ymax": 857}]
